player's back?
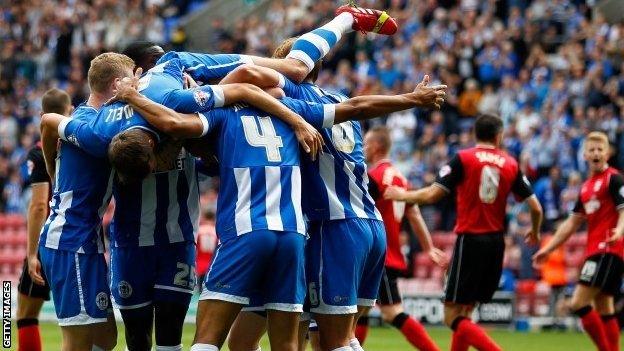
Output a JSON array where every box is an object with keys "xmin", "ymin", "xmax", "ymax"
[
  {"xmin": 86, "ymin": 80, "xmax": 198, "ymax": 247},
  {"xmin": 454, "ymin": 146, "xmax": 521, "ymax": 234},
  {"xmin": 207, "ymin": 101, "xmax": 306, "ymax": 241},
  {"xmin": 40, "ymin": 105, "xmax": 113, "ymax": 253},
  {"xmin": 281, "ymin": 81, "xmax": 380, "ymax": 222}
]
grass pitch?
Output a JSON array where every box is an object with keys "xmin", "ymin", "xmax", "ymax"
[{"xmin": 8, "ymin": 322, "xmax": 608, "ymax": 350}]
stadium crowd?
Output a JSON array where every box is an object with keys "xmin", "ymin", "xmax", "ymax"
[{"xmin": 1, "ymin": 0, "xmax": 624, "ymax": 284}]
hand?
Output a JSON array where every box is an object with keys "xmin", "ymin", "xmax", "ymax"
[
  {"xmin": 427, "ymin": 247, "xmax": 449, "ymax": 269},
  {"xmin": 183, "ymin": 73, "xmax": 199, "ymax": 89},
  {"xmin": 531, "ymin": 247, "xmax": 550, "ymax": 269},
  {"xmin": 607, "ymin": 228, "xmax": 624, "ymax": 243},
  {"xmin": 524, "ymin": 229, "xmax": 540, "ymax": 246},
  {"xmin": 27, "ymin": 254, "xmax": 46, "ymax": 286},
  {"xmin": 294, "ymin": 121, "xmax": 324, "ymax": 161},
  {"xmin": 106, "ymin": 67, "xmax": 143, "ymax": 104},
  {"xmin": 384, "ymin": 186, "xmax": 406, "ymax": 201},
  {"xmin": 413, "ymin": 75, "xmax": 447, "ymax": 109}
]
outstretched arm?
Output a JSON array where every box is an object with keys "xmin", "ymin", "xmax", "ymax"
[
  {"xmin": 332, "ymin": 75, "xmax": 446, "ymax": 124},
  {"xmin": 532, "ymin": 214, "xmax": 583, "ymax": 268},
  {"xmin": 384, "ymin": 184, "xmax": 448, "ymax": 205}
]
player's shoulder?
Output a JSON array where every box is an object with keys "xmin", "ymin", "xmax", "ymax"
[{"xmin": 72, "ymin": 103, "xmax": 98, "ymax": 120}]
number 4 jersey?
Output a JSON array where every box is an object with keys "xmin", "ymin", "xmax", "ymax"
[
  {"xmin": 201, "ymin": 97, "xmax": 334, "ymax": 241},
  {"xmin": 434, "ymin": 145, "xmax": 534, "ymax": 234}
]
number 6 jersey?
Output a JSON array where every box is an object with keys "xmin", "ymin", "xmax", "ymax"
[{"xmin": 434, "ymin": 145, "xmax": 534, "ymax": 234}]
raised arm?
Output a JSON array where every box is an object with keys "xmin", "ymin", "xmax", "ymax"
[{"xmin": 333, "ymin": 75, "xmax": 446, "ymax": 124}]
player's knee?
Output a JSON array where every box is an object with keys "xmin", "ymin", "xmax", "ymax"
[
  {"xmin": 95, "ymin": 320, "xmax": 118, "ymax": 350},
  {"xmin": 17, "ymin": 294, "xmax": 44, "ymax": 319},
  {"xmin": 284, "ymin": 59, "xmax": 310, "ymax": 84}
]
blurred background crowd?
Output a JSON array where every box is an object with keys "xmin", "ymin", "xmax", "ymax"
[{"xmin": 1, "ymin": 0, "xmax": 624, "ymax": 308}]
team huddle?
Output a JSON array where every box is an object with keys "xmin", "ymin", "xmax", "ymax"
[{"xmin": 13, "ymin": 3, "xmax": 624, "ymax": 351}]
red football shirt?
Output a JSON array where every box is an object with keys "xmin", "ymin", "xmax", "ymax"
[
  {"xmin": 369, "ymin": 160, "xmax": 409, "ymax": 271},
  {"xmin": 572, "ymin": 167, "xmax": 624, "ymax": 259},
  {"xmin": 435, "ymin": 145, "xmax": 533, "ymax": 234}
]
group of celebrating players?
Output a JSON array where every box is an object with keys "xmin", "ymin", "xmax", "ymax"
[{"xmin": 12, "ymin": 3, "xmax": 624, "ymax": 351}]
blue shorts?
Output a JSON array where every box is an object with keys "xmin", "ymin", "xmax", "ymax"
[
  {"xmin": 201, "ymin": 230, "xmax": 306, "ymax": 312},
  {"xmin": 306, "ymin": 218, "xmax": 386, "ymax": 314},
  {"xmin": 110, "ymin": 241, "xmax": 196, "ymax": 309},
  {"xmin": 39, "ymin": 247, "xmax": 111, "ymax": 326}
]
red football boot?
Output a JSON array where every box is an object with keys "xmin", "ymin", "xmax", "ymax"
[{"xmin": 336, "ymin": 4, "xmax": 398, "ymax": 35}]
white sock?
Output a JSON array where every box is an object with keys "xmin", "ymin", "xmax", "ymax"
[
  {"xmin": 156, "ymin": 345, "xmax": 183, "ymax": 351},
  {"xmin": 332, "ymin": 347, "xmax": 353, "ymax": 351},
  {"xmin": 329, "ymin": 12, "xmax": 355, "ymax": 34},
  {"xmin": 190, "ymin": 344, "xmax": 219, "ymax": 351},
  {"xmin": 350, "ymin": 338, "xmax": 365, "ymax": 351},
  {"xmin": 91, "ymin": 346, "xmax": 105, "ymax": 351}
]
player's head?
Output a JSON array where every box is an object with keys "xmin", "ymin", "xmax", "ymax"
[
  {"xmin": 122, "ymin": 41, "xmax": 165, "ymax": 72},
  {"xmin": 583, "ymin": 131, "xmax": 610, "ymax": 173},
  {"xmin": 88, "ymin": 53, "xmax": 135, "ymax": 96},
  {"xmin": 474, "ymin": 113, "xmax": 504, "ymax": 147},
  {"xmin": 273, "ymin": 37, "xmax": 322, "ymax": 83},
  {"xmin": 364, "ymin": 125, "xmax": 391, "ymax": 163},
  {"xmin": 41, "ymin": 88, "xmax": 73, "ymax": 116},
  {"xmin": 108, "ymin": 129, "xmax": 156, "ymax": 185}
]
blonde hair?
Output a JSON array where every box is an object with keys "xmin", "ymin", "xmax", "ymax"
[
  {"xmin": 87, "ymin": 53, "xmax": 135, "ymax": 93},
  {"xmin": 584, "ymin": 131, "xmax": 609, "ymax": 149}
]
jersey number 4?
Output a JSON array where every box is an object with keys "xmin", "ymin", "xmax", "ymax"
[{"xmin": 242, "ymin": 116, "xmax": 283, "ymax": 162}]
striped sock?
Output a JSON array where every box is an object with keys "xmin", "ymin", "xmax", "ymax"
[{"xmin": 286, "ymin": 13, "xmax": 354, "ymax": 71}]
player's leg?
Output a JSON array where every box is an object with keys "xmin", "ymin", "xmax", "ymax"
[
  {"xmin": 110, "ymin": 245, "xmax": 155, "ymax": 350},
  {"xmin": 17, "ymin": 257, "xmax": 49, "ymax": 351},
  {"xmin": 376, "ymin": 267, "xmax": 440, "ymax": 351},
  {"xmin": 572, "ymin": 254, "xmax": 617, "ymax": 351},
  {"xmin": 308, "ymin": 320, "xmax": 321, "ymax": 351},
  {"xmin": 193, "ymin": 299, "xmax": 244, "ymax": 348},
  {"xmin": 192, "ymin": 231, "xmax": 276, "ymax": 349},
  {"xmin": 252, "ymin": 5, "xmax": 396, "ymax": 84},
  {"xmin": 308, "ymin": 219, "xmax": 373, "ymax": 350},
  {"xmin": 92, "ymin": 311, "xmax": 118, "ymax": 351},
  {"xmin": 267, "ymin": 310, "xmax": 300, "ymax": 351},
  {"xmin": 297, "ymin": 319, "xmax": 311, "ymax": 351},
  {"xmin": 444, "ymin": 234, "xmax": 503, "ymax": 351},
  {"xmin": 227, "ymin": 310, "xmax": 267, "ymax": 351},
  {"xmin": 595, "ymin": 292, "xmax": 619, "ymax": 351},
  {"xmin": 354, "ymin": 315, "xmax": 369, "ymax": 345},
  {"xmin": 40, "ymin": 247, "xmax": 115, "ymax": 350},
  {"xmin": 351, "ymin": 307, "xmax": 370, "ymax": 351},
  {"xmin": 264, "ymin": 231, "xmax": 307, "ymax": 351},
  {"xmin": 153, "ymin": 242, "xmax": 196, "ymax": 350}
]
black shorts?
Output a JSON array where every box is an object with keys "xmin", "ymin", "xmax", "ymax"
[
  {"xmin": 578, "ymin": 253, "xmax": 624, "ymax": 296},
  {"xmin": 378, "ymin": 267, "xmax": 403, "ymax": 306},
  {"xmin": 17, "ymin": 258, "xmax": 50, "ymax": 300},
  {"xmin": 444, "ymin": 232, "xmax": 504, "ymax": 305}
]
